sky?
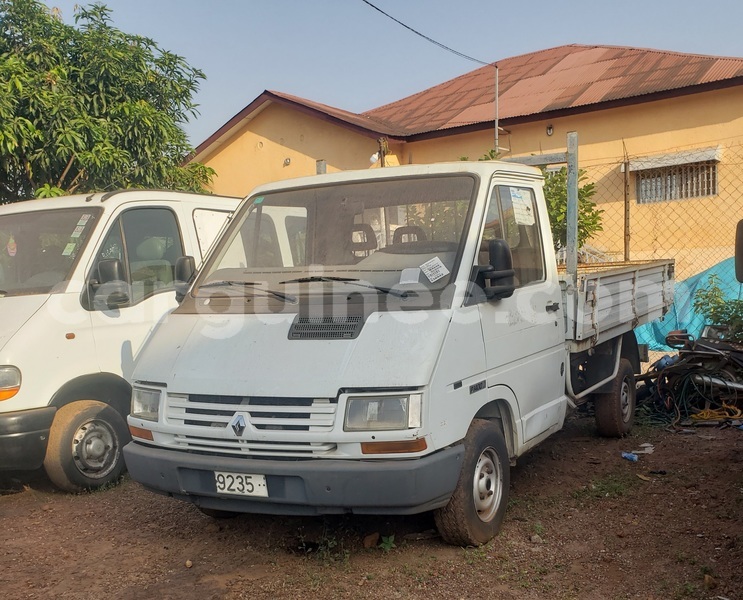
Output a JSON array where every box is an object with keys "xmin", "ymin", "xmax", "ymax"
[{"xmin": 45, "ymin": 0, "xmax": 743, "ymax": 148}]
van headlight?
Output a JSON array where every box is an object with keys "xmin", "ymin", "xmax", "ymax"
[
  {"xmin": 0, "ymin": 366, "xmax": 21, "ymax": 401},
  {"xmin": 344, "ymin": 393, "xmax": 422, "ymax": 431},
  {"xmin": 131, "ymin": 386, "xmax": 162, "ymax": 422}
]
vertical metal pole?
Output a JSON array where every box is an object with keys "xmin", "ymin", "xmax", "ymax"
[
  {"xmin": 494, "ymin": 64, "xmax": 499, "ymax": 155},
  {"xmin": 566, "ymin": 132, "xmax": 579, "ymax": 279},
  {"xmin": 623, "ymin": 148, "xmax": 631, "ymax": 261}
]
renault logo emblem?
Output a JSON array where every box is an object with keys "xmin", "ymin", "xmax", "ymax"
[{"xmin": 230, "ymin": 414, "xmax": 247, "ymax": 437}]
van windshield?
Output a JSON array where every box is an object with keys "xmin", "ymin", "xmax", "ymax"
[
  {"xmin": 0, "ymin": 207, "xmax": 101, "ymax": 296},
  {"xmin": 197, "ymin": 175, "xmax": 476, "ymax": 309}
]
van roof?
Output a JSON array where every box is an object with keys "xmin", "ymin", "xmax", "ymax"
[{"xmin": 0, "ymin": 189, "xmax": 240, "ymax": 215}]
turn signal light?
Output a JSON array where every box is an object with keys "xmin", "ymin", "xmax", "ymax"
[
  {"xmin": 0, "ymin": 386, "xmax": 19, "ymax": 401},
  {"xmin": 360, "ymin": 438, "xmax": 427, "ymax": 454},
  {"xmin": 129, "ymin": 425, "xmax": 154, "ymax": 441}
]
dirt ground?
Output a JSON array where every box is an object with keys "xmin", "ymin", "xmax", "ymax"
[{"xmin": 1, "ymin": 413, "xmax": 741, "ymax": 600}]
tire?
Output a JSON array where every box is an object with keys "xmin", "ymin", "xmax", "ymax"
[
  {"xmin": 44, "ymin": 400, "xmax": 131, "ymax": 492},
  {"xmin": 434, "ymin": 419, "xmax": 510, "ymax": 546},
  {"xmin": 594, "ymin": 358, "xmax": 636, "ymax": 437}
]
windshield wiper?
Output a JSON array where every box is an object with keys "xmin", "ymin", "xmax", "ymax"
[
  {"xmin": 279, "ymin": 276, "xmax": 409, "ymax": 298},
  {"xmin": 280, "ymin": 276, "xmax": 358, "ymax": 284},
  {"xmin": 199, "ymin": 280, "xmax": 297, "ymax": 303}
]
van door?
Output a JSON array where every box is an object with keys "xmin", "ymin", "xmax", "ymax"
[
  {"xmin": 476, "ymin": 183, "xmax": 566, "ymax": 442},
  {"xmin": 86, "ymin": 206, "xmax": 185, "ymax": 379}
]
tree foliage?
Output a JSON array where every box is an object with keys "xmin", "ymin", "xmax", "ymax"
[
  {"xmin": 541, "ymin": 167, "xmax": 603, "ymax": 251},
  {"xmin": 0, "ymin": 0, "xmax": 214, "ymax": 202}
]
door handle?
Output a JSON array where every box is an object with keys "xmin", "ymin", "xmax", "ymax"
[{"xmin": 545, "ymin": 301, "xmax": 560, "ymax": 312}]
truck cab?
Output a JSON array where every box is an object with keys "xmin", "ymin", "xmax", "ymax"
[{"xmin": 0, "ymin": 190, "xmax": 238, "ymax": 490}]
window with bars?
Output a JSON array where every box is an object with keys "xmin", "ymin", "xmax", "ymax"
[{"xmin": 636, "ymin": 161, "xmax": 717, "ymax": 204}]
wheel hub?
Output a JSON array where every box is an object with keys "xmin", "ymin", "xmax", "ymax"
[
  {"xmin": 72, "ymin": 420, "xmax": 118, "ymax": 478},
  {"xmin": 472, "ymin": 446, "xmax": 503, "ymax": 522}
]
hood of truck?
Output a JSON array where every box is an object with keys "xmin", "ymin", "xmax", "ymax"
[
  {"xmin": 0, "ymin": 295, "xmax": 49, "ymax": 354},
  {"xmin": 133, "ymin": 311, "xmax": 452, "ymax": 397}
]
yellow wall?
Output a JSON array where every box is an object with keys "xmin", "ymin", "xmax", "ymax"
[{"xmin": 199, "ymin": 103, "xmax": 389, "ymax": 196}]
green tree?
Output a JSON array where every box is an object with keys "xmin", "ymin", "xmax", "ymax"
[
  {"xmin": 541, "ymin": 166, "xmax": 602, "ymax": 251},
  {"xmin": 693, "ymin": 273, "xmax": 743, "ymax": 342},
  {"xmin": 0, "ymin": 0, "xmax": 214, "ymax": 202}
]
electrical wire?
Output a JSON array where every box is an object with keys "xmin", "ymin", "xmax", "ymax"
[{"xmin": 359, "ymin": 0, "xmax": 493, "ymax": 67}]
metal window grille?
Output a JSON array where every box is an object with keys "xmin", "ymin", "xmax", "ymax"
[{"xmin": 636, "ymin": 161, "xmax": 718, "ymax": 204}]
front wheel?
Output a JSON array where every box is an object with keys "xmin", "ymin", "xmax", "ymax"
[
  {"xmin": 594, "ymin": 358, "xmax": 636, "ymax": 437},
  {"xmin": 44, "ymin": 400, "xmax": 131, "ymax": 492},
  {"xmin": 434, "ymin": 419, "xmax": 510, "ymax": 546}
]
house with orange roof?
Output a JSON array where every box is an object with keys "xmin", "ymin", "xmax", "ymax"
[{"xmin": 191, "ymin": 44, "xmax": 743, "ymax": 279}]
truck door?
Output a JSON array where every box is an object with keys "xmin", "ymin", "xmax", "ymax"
[
  {"xmin": 476, "ymin": 183, "xmax": 566, "ymax": 442},
  {"xmin": 86, "ymin": 206, "xmax": 184, "ymax": 380}
]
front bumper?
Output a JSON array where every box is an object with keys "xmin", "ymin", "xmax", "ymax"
[
  {"xmin": 124, "ymin": 441, "xmax": 464, "ymax": 516},
  {"xmin": 0, "ymin": 407, "xmax": 56, "ymax": 470}
]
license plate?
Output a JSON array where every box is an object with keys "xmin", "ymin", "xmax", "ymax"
[{"xmin": 214, "ymin": 471, "xmax": 268, "ymax": 497}]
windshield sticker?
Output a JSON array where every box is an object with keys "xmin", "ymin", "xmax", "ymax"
[
  {"xmin": 510, "ymin": 189, "xmax": 535, "ymax": 226},
  {"xmin": 6, "ymin": 235, "xmax": 16, "ymax": 257},
  {"xmin": 62, "ymin": 242, "xmax": 77, "ymax": 256},
  {"xmin": 399, "ymin": 267, "xmax": 421, "ymax": 285},
  {"xmin": 71, "ymin": 225, "xmax": 85, "ymax": 238},
  {"xmin": 420, "ymin": 257, "xmax": 449, "ymax": 283},
  {"xmin": 77, "ymin": 214, "xmax": 92, "ymax": 225},
  {"xmin": 254, "ymin": 196, "xmax": 264, "ymax": 205}
]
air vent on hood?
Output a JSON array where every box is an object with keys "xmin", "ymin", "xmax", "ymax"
[{"xmin": 289, "ymin": 315, "xmax": 364, "ymax": 340}]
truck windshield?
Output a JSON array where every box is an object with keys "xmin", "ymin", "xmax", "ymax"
[
  {"xmin": 0, "ymin": 207, "xmax": 101, "ymax": 296},
  {"xmin": 197, "ymin": 175, "xmax": 476, "ymax": 308}
]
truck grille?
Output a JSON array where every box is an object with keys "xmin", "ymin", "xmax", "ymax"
[{"xmin": 165, "ymin": 394, "xmax": 338, "ymax": 458}]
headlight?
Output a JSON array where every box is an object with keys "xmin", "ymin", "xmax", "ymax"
[
  {"xmin": 131, "ymin": 386, "xmax": 162, "ymax": 422},
  {"xmin": 0, "ymin": 366, "xmax": 21, "ymax": 401},
  {"xmin": 344, "ymin": 393, "xmax": 422, "ymax": 431}
]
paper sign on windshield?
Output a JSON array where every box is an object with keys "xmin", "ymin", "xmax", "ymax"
[
  {"xmin": 420, "ymin": 257, "xmax": 449, "ymax": 283},
  {"xmin": 510, "ymin": 189, "xmax": 535, "ymax": 226}
]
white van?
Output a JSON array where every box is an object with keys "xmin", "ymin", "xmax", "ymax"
[{"xmin": 0, "ymin": 190, "xmax": 239, "ymax": 491}]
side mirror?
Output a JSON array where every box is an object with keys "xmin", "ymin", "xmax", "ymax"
[
  {"xmin": 485, "ymin": 239, "xmax": 516, "ymax": 300},
  {"xmin": 174, "ymin": 256, "xmax": 196, "ymax": 303},
  {"xmin": 736, "ymin": 220, "xmax": 743, "ymax": 283},
  {"xmin": 95, "ymin": 258, "xmax": 130, "ymax": 309}
]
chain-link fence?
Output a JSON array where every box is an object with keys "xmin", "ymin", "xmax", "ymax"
[
  {"xmin": 573, "ymin": 140, "xmax": 743, "ymax": 347},
  {"xmin": 581, "ymin": 141, "xmax": 740, "ymax": 277}
]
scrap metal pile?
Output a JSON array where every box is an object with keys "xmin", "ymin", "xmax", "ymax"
[{"xmin": 638, "ymin": 330, "xmax": 743, "ymax": 428}]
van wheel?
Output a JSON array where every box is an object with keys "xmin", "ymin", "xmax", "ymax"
[
  {"xmin": 44, "ymin": 400, "xmax": 130, "ymax": 492},
  {"xmin": 434, "ymin": 419, "xmax": 510, "ymax": 546},
  {"xmin": 594, "ymin": 358, "xmax": 636, "ymax": 437}
]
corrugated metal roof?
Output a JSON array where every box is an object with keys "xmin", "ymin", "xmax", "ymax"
[
  {"xmin": 364, "ymin": 44, "xmax": 743, "ymax": 135},
  {"xmin": 194, "ymin": 44, "xmax": 743, "ymax": 157}
]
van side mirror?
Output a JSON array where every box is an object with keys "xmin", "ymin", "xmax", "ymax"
[
  {"xmin": 736, "ymin": 220, "xmax": 743, "ymax": 283},
  {"xmin": 96, "ymin": 258, "xmax": 130, "ymax": 308},
  {"xmin": 485, "ymin": 239, "xmax": 516, "ymax": 300},
  {"xmin": 174, "ymin": 256, "xmax": 196, "ymax": 303}
]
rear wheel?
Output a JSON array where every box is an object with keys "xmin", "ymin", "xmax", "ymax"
[
  {"xmin": 594, "ymin": 358, "xmax": 636, "ymax": 437},
  {"xmin": 434, "ymin": 419, "xmax": 510, "ymax": 546},
  {"xmin": 44, "ymin": 400, "xmax": 130, "ymax": 492}
]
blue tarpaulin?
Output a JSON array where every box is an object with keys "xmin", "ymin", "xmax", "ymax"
[{"xmin": 635, "ymin": 258, "xmax": 743, "ymax": 351}]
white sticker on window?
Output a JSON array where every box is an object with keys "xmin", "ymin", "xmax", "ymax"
[
  {"xmin": 71, "ymin": 225, "xmax": 85, "ymax": 238},
  {"xmin": 510, "ymin": 189, "xmax": 535, "ymax": 226},
  {"xmin": 420, "ymin": 257, "xmax": 449, "ymax": 283},
  {"xmin": 399, "ymin": 268, "xmax": 421, "ymax": 285},
  {"xmin": 62, "ymin": 243, "xmax": 76, "ymax": 256}
]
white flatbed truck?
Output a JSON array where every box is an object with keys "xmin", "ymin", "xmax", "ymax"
[{"xmin": 123, "ymin": 162, "xmax": 673, "ymax": 545}]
